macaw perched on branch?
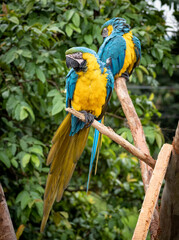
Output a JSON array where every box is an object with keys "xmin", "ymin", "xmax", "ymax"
[
  {"xmin": 40, "ymin": 47, "xmax": 114, "ymax": 232},
  {"xmin": 89, "ymin": 17, "xmax": 141, "ymax": 186},
  {"xmin": 98, "ymin": 17, "xmax": 141, "ymax": 80}
]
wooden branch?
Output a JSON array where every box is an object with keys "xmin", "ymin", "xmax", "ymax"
[
  {"xmin": 159, "ymin": 122, "xmax": 179, "ymax": 240},
  {"xmin": 114, "ymin": 77, "xmax": 159, "ymax": 239},
  {"xmin": 114, "ymin": 77, "xmax": 152, "ymax": 190},
  {"xmin": 0, "ymin": 184, "xmax": 16, "ymax": 240},
  {"xmin": 66, "ymin": 108, "xmax": 156, "ymax": 169},
  {"xmin": 132, "ymin": 144, "xmax": 172, "ymax": 240}
]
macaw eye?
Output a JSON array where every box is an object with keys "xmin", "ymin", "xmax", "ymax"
[
  {"xmin": 103, "ymin": 28, "xmax": 108, "ymax": 34},
  {"xmin": 102, "ymin": 28, "xmax": 108, "ymax": 38}
]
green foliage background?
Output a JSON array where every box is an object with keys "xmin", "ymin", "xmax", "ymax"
[{"xmin": 0, "ymin": 0, "xmax": 178, "ymax": 239}]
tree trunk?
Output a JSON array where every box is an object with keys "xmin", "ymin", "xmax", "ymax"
[
  {"xmin": 159, "ymin": 122, "xmax": 179, "ymax": 240},
  {"xmin": 0, "ymin": 184, "xmax": 16, "ymax": 240}
]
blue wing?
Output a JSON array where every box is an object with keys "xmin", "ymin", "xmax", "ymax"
[
  {"xmin": 66, "ymin": 69, "xmax": 85, "ymax": 136},
  {"xmin": 98, "ymin": 34, "xmax": 126, "ymax": 76},
  {"xmin": 86, "ymin": 68, "xmax": 114, "ymax": 191},
  {"xmin": 66, "ymin": 68, "xmax": 78, "ymax": 108}
]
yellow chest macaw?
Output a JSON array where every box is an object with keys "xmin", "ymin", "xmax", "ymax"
[
  {"xmin": 98, "ymin": 17, "xmax": 141, "ymax": 80},
  {"xmin": 40, "ymin": 47, "xmax": 114, "ymax": 232}
]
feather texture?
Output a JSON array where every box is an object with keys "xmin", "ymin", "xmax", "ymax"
[
  {"xmin": 40, "ymin": 113, "xmax": 89, "ymax": 232},
  {"xmin": 98, "ymin": 17, "xmax": 141, "ymax": 78},
  {"xmin": 41, "ymin": 47, "xmax": 114, "ymax": 232}
]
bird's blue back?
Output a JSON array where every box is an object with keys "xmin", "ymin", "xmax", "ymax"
[{"xmin": 98, "ymin": 17, "xmax": 141, "ymax": 77}]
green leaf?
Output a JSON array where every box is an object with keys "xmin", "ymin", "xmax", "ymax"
[
  {"xmin": 36, "ymin": 68, "xmax": 46, "ymax": 83},
  {"xmin": 69, "ymin": 23, "xmax": 81, "ymax": 33},
  {"xmin": 25, "ymin": 2, "xmax": 34, "ymax": 14},
  {"xmin": 65, "ymin": 9, "xmax": 75, "ymax": 21},
  {"xmin": 52, "ymin": 101, "xmax": 65, "ymax": 115},
  {"xmin": 21, "ymin": 49, "xmax": 32, "ymax": 58},
  {"xmin": 155, "ymin": 133, "xmax": 162, "ymax": 148},
  {"xmin": 28, "ymin": 146, "xmax": 43, "ymax": 156},
  {"xmin": 21, "ymin": 153, "xmax": 31, "ymax": 168},
  {"xmin": 94, "ymin": 0, "xmax": 100, "ymax": 7},
  {"xmin": 72, "ymin": 13, "xmax": 80, "ymax": 27},
  {"xmin": 51, "ymin": 93, "xmax": 65, "ymax": 115},
  {"xmin": 144, "ymin": 127, "xmax": 155, "ymax": 145},
  {"xmin": 84, "ymin": 35, "xmax": 93, "ymax": 45},
  {"xmin": 14, "ymin": 104, "xmax": 21, "ymax": 120},
  {"xmin": 135, "ymin": 68, "xmax": 143, "ymax": 83},
  {"xmin": 65, "ymin": 25, "xmax": 73, "ymax": 37},
  {"xmin": 96, "ymin": 34, "xmax": 103, "ymax": 45},
  {"xmin": 20, "ymin": 139, "xmax": 28, "ymax": 151},
  {"xmin": 48, "ymin": 26, "xmax": 65, "ymax": 34},
  {"xmin": 139, "ymin": 65, "xmax": 149, "ymax": 75},
  {"xmin": 16, "ymin": 191, "xmax": 31, "ymax": 210},
  {"xmin": 80, "ymin": 0, "xmax": 86, "ymax": 9},
  {"xmin": 0, "ymin": 24, "xmax": 8, "ymax": 33},
  {"xmin": 0, "ymin": 151, "xmax": 11, "ymax": 168},
  {"xmin": 31, "ymin": 154, "xmax": 40, "ymax": 167},
  {"xmin": 47, "ymin": 89, "xmax": 59, "ymax": 97},
  {"xmin": 9, "ymin": 16, "xmax": 19, "ymax": 25},
  {"xmin": 35, "ymin": 201, "xmax": 43, "ymax": 217},
  {"xmin": 20, "ymin": 108, "xmax": 28, "ymax": 121},
  {"xmin": 22, "ymin": 105, "xmax": 35, "ymax": 121},
  {"xmin": 4, "ymin": 47, "xmax": 17, "ymax": 64},
  {"xmin": 11, "ymin": 158, "xmax": 18, "ymax": 168},
  {"xmin": 60, "ymin": 211, "xmax": 69, "ymax": 219},
  {"xmin": 2, "ymin": 90, "xmax": 10, "ymax": 99},
  {"xmin": 157, "ymin": 49, "xmax": 163, "ymax": 60}
]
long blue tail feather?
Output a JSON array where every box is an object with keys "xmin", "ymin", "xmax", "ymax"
[{"xmin": 86, "ymin": 119, "xmax": 102, "ymax": 192}]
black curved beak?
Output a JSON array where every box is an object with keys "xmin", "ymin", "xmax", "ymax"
[{"xmin": 66, "ymin": 56, "xmax": 80, "ymax": 69}]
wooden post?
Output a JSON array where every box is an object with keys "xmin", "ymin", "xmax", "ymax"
[
  {"xmin": 159, "ymin": 122, "xmax": 179, "ymax": 240},
  {"xmin": 0, "ymin": 184, "xmax": 16, "ymax": 240},
  {"xmin": 132, "ymin": 144, "xmax": 172, "ymax": 240}
]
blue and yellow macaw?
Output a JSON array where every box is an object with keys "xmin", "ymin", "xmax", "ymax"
[
  {"xmin": 40, "ymin": 47, "xmax": 114, "ymax": 232},
  {"xmin": 98, "ymin": 17, "xmax": 141, "ymax": 80},
  {"xmin": 87, "ymin": 18, "xmax": 141, "ymax": 193}
]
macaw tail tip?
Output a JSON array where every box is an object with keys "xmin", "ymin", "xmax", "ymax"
[{"xmin": 40, "ymin": 217, "xmax": 47, "ymax": 233}]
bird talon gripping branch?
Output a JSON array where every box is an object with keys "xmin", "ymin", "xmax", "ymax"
[{"xmin": 80, "ymin": 111, "xmax": 95, "ymax": 128}]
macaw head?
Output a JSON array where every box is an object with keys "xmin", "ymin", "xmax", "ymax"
[
  {"xmin": 65, "ymin": 47, "xmax": 98, "ymax": 71},
  {"xmin": 101, "ymin": 17, "xmax": 130, "ymax": 38}
]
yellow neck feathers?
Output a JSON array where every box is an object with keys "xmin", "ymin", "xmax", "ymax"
[{"xmin": 117, "ymin": 30, "xmax": 136, "ymax": 78}]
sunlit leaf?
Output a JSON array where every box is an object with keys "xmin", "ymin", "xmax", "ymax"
[
  {"xmin": 9, "ymin": 16, "xmax": 19, "ymax": 25},
  {"xmin": 72, "ymin": 13, "xmax": 80, "ymax": 27},
  {"xmin": 31, "ymin": 154, "xmax": 40, "ymax": 167},
  {"xmin": 21, "ymin": 153, "xmax": 31, "ymax": 168},
  {"xmin": 36, "ymin": 67, "xmax": 46, "ymax": 83}
]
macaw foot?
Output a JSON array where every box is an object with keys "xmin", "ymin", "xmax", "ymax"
[
  {"xmin": 121, "ymin": 71, "xmax": 129, "ymax": 81},
  {"xmin": 80, "ymin": 111, "xmax": 94, "ymax": 128}
]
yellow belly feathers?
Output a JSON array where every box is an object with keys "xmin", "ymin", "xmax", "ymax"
[
  {"xmin": 116, "ymin": 30, "xmax": 136, "ymax": 78},
  {"xmin": 72, "ymin": 53, "xmax": 108, "ymax": 117}
]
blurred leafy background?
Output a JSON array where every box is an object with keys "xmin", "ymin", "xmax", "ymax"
[{"xmin": 0, "ymin": 0, "xmax": 178, "ymax": 239}]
